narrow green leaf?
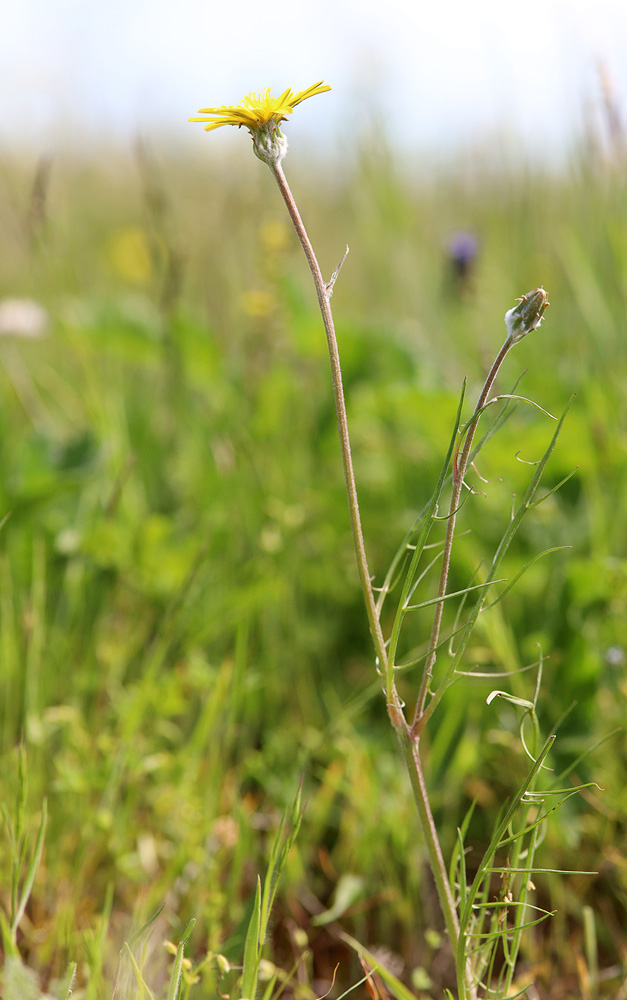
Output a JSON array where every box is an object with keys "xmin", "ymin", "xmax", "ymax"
[
  {"xmin": 405, "ymin": 578, "xmax": 506, "ymax": 612},
  {"xmin": 466, "ymin": 909, "xmax": 555, "ymax": 941},
  {"xmin": 551, "ymin": 727, "xmax": 622, "ymax": 788},
  {"xmin": 60, "ymin": 962, "xmax": 77, "ymax": 1000},
  {"xmin": 260, "ymin": 971, "xmax": 279, "ymax": 1000},
  {"xmin": 180, "ymin": 917, "xmax": 195, "ymax": 945},
  {"xmin": 0, "ymin": 802, "xmax": 14, "ymax": 850},
  {"xmin": 471, "ymin": 899, "xmax": 553, "ymax": 914},
  {"xmin": 394, "ymin": 617, "xmax": 471, "ymax": 671},
  {"xmin": 377, "ymin": 380, "xmax": 467, "ymax": 618},
  {"xmin": 424, "ymin": 396, "xmax": 574, "ymax": 726},
  {"xmin": 386, "ymin": 380, "xmax": 467, "ymax": 669},
  {"xmin": 526, "ymin": 466, "xmax": 579, "ymax": 508},
  {"xmin": 449, "ymin": 798, "xmax": 476, "ymax": 890},
  {"xmin": 12, "ymin": 799, "xmax": 47, "ymax": 934},
  {"xmin": 240, "ymin": 876, "xmax": 262, "ymax": 1000},
  {"xmin": 127, "ymin": 903, "xmax": 166, "ymax": 949},
  {"xmin": 486, "ymin": 867, "xmax": 597, "ymax": 875},
  {"xmin": 524, "ymin": 782, "xmax": 601, "ymax": 798},
  {"xmin": 239, "ymin": 786, "xmax": 303, "ymax": 1000},
  {"xmin": 259, "ymin": 788, "xmax": 303, "ymax": 945},
  {"xmin": 0, "ymin": 909, "xmax": 18, "ymax": 959},
  {"xmin": 403, "ymin": 551, "xmax": 445, "ymax": 607},
  {"xmin": 486, "ymin": 691, "xmax": 534, "ymax": 710},
  {"xmin": 458, "ymin": 393, "xmax": 557, "ymax": 436},
  {"xmin": 498, "ymin": 982, "xmax": 534, "ymax": 999},
  {"xmin": 491, "ymin": 393, "xmax": 556, "ymax": 419},
  {"xmin": 15, "ymin": 744, "xmax": 28, "ymax": 848},
  {"xmin": 497, "ymin": 791, "xmax": 585, "ymax": 848},
  {"xmin": 333, "ymin": 973, "xmax": 371, "ymax": 1000},
  {"xmin": 167, "ymin": 918, "xmax": 195, "ymax": 1000},
  {"xmin": 482, "ymin": 546, "xmax": 571, "ymax": 611},
  {"xmin": 123, "ymin": 942, "xmax": 155, "ymax": 1000},
  {"xmin": 583, "ymin": 906, "xmax": 598, "ymax": 995},
  {"xmin": 455, "ymin": 827, "xmax": 468, "ymax": 905},
  {"xmin": 459, "ymin": 735, "xmax": 555, "ymax": 944}
]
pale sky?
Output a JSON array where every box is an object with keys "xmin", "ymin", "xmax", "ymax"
[{"xmin": 2, "ymin": 0, "xmax": 626, "ymax": 158}]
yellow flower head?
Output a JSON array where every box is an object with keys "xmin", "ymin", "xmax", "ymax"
[
  {"xmin": 189, "ymin": 81, "xmax": 331, "ymax": 133},
  {"xmin": 189, "ymin": 81, "xmax": 331, "ymax": 167}
]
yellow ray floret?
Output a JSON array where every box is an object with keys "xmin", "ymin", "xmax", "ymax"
[{"xmin": 189, "ymin": 81, "xmax": 331, "ymax": 132}]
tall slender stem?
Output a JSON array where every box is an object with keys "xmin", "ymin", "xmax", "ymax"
[
  {"xmin": 270, "ymin": 163, "xmax": 401, "ymax": 719},
  {"xmin": 269, "ymin": 161, "xmax": 470, "ymax": 989},
  {"xmin": 397, "ymin": 729, "xmax": 460, "ymax": 944}
]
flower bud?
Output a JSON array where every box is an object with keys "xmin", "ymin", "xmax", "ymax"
[
  {"xmin": 252, "ymin": 122, "xmax": 288, "ymax": 167},
  {"xmin": 504, "ymin": 287, "xmax": 549, "ymax": 344}
]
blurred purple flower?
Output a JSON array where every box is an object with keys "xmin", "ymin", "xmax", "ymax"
[{"xmin": 447, "ymin": 231, "xmax": 478, "ymax": 285}]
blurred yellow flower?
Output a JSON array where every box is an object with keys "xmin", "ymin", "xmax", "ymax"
[
  {"xmin": 241, "ymin": 289, "xmax": 275, "ymax": 318},
  {"xmin": 259, "ymin": 220, "xmax": 290, "ymax": 253},
  {"xmin": 107, "ymin": 226, "xmax": 153, "ymax": 284},
  {"xmin": 189, "ymin": 81, "xmax": 331, "ymax": 132}
]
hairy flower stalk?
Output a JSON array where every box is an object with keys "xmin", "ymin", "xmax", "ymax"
[
  {"xmin": 190, "ymin": 78, "xmax": 463, "ymax": 986},
  {"xmin": 190, "ymin": 83, "xmax": 392, "ymax": 692}
]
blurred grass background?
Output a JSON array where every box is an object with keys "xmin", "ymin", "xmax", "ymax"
[{"xmin": 0, "ymin": 127, "xmax": 626, "ymax": 999}]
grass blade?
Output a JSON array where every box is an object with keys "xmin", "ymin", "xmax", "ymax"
[
  {"xmin": 240, "ymin": 876, "xmax": 262, "ymax": 1000},
  {"xmin": 167, "ymin": 918, "xmax": 196, "ymax": 1000},
  {"xmin": 11, "ymin": 798, "xmax": 47, "ymax": 937}
]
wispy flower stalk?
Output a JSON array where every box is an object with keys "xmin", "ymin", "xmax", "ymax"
[
  {"xmin": 412, "ymin": 288, "xmax": 549, "ymax": 736},
  {"xmin": 190, "ymin": 85, "xmax": 552, "ymax": 998},
  {"xmin": 190, "ymin": 78, "xmax": 465, "ymax": 984},
  {"xmin": 190, "ymin": 82, "xmax": 393, "ymax": 704}
]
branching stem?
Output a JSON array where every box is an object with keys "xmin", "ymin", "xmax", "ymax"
[
  {"xmin": 270, "ymin": 162, "xmax": 469, "ymax": 981},
  {"xmin": 411, "ymin": 338, "xmax": 515, "ymax": 737}
]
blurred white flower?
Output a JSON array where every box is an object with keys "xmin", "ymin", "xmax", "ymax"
[{"xmin": 0, "ymin": 298, "xmax": 49, "ymax": 338}]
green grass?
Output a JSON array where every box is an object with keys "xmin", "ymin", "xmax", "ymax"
[{"xmin": 0, "ymin": 133, "xmax": 626, "ymax": 999}]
